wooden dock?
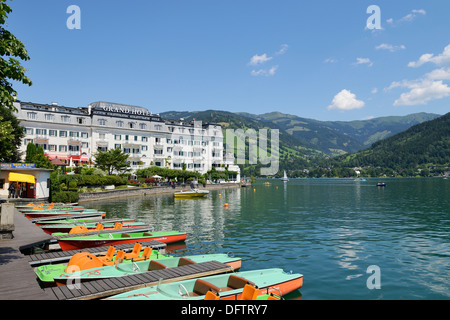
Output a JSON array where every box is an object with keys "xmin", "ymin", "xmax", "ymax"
[
  {"xmin": 0, "ymin": 207, "xmax": 55, "ymax": 299},
  {"xmin": 45, "ymin": 260, "xmax": 233, "ymax": 300}
]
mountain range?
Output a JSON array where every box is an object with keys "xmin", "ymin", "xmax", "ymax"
[{"xmin": 161, "ymin": 110, "xmax": 440, "ymax": 156}]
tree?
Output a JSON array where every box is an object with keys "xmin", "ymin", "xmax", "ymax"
[
  {"xmin": 1, "ymin": 0, "xmax": 32, "ymax": 111},
  {"xmin": 0, "ymin": 101, "xmax": 24, "ymax": 161},
  {"xmin": 25, "ymin": 143, "xmax": 54, "ymax": 169},
  {"xmin": 94, "ymin": 148, "xmax": 130, "ymax": 175}
]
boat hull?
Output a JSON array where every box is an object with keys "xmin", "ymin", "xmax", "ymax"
[
  {"xmin": 106, "ymin": 268, "xmax": 303, "ymax": 300},
  {"xmin": 41, "ymin": 222, "xmax": 149, "ymax": 235},
  {"xmin": 57, "ymin": 232, "xmax": 187, "ymax": 251}
]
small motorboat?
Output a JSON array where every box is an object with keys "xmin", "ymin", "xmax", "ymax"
[
  {"xmin": 57, "ymin": 230, "xmax": 187, "ymax": 251},
  {"xmin": 174, "ymin": 189, "xmax": 209, "ymax": 198},
  {"xmin": 105, "ymin": 268, "xmax": 303, "ymax": 300},
  {"xmin": 281, "ymin": 171, "xmax": 289, "ymax": 182},
  {"xmin": 377, "ymin": 182, "xmax": 386, "ymax": 187},
  {"xmin": 23, "ymin": 209, "xmax": 105, "ymax": 220}
]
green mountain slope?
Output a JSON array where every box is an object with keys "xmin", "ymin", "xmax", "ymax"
[{"xmin": 340, "ymin": 112, "xmax": 450, "ymax": 170}]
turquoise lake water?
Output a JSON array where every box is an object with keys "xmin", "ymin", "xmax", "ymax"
[{"xmin": 83, "ymin": 178, "xmax": 450, "ymax": 300}]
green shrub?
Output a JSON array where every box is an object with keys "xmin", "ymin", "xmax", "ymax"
[{"xmin": 51, "ymin": 191, "xmax": 79, "ymax": 203}]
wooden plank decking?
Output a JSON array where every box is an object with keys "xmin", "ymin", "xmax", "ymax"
[{"xmin": 0, "ymin": 208, "xmax": 55, "ymax": 300}]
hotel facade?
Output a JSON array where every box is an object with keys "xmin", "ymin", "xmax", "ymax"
[{"xmin": 13, "ymin": 100, "xmax": 238, "ymax": 177}]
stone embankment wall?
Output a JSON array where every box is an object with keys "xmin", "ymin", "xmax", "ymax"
[{"xmin": 78, "ymin": 183, "xmax": 241, "ymax": 202}]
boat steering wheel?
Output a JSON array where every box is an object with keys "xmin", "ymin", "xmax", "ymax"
[{"xmin": 178, "ymin": 284, "xmax": 189, "ymax": 298}]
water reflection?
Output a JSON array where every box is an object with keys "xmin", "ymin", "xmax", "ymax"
[{"xmin": 82, "ymin": 178, "xmax": 450, "ymax": 299}]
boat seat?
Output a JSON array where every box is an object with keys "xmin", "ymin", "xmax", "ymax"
[
  {"xmin": 112, "ymin": 250, "xmax": 126, "ymax": 267},
  {"xmin": 220, "ymin": 274, "xmax": 255, "ymax": 291},
  {"xmin": 132, "ymin": 247, "xmax": 152, "ymax": 262},
  {"xmin": 142, "ymin": 232, "xmax": 153, "ymax": 236},
  {"xmin": 120, "ymin": 233, "xmax": 131, "ymax": 238},
  {"xmin": 241, "ymin": 284, "xmax": 259, "ymax": 300},
  {"xmin": 191, "ymin": 279, "xmax": 222, "ymax": 297},
  {"xmin": 204, "ymin": 289, "xmax": 220, "ymax": 300},
  {"xmin": 98, "ymin": 246, "xmax": 116, "ymax": 265},
  {"xmin": 148, "ymin": 259, "xmax": 167, "ymax": 271},
  {"xmin": 178, "ymin": 257, "xmax": 196, "ymax": 266},
  {"xmin": 124, "ymin": 242, "xmax": 142, "ymax": 260}
]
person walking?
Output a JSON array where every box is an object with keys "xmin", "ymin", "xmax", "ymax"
[{"xmin": 8, "ymin": 183, "xmax": 15, "ymax": 199}]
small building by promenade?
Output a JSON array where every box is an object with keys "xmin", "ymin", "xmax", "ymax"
[{"xmin": 0, "ymin": 163, "xmax": 52, "ymax": 201}]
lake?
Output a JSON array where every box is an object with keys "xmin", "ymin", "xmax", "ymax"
[{"xmin": 83, "ymin": 178, "xmax": 450, "ymax": 300}]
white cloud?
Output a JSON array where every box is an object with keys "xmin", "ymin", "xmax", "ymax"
[
  {"xmin": 355, "ymin": 57, "xmax": 373, "ymax": 67},
  {"xmin": 327, "ymin": 89, "xmax": 365, "ymax": 111},
  {"xmin": 389, "ymin": 79, "xmax": 450, "ymax": 106},
  {"xmin": 376, "ymin": 43, "xmax": 406, "ymax": 52},
  {"xmin": 425, "ymin": 67, "xmax": 450, "ymax": 80},
  {"xmin": 387, "ymin": 9, "xmax": 426, "ymax": 25},
  {"xmin": 248, "ymin": 53, "xmax": 272, "ymax": 66},
  {"xmin": 275, "ymin": 44, "xmax": 289, "ymax": 55},
  {"xmin": 324, "ymin": 58, "xmax": 338, "ymax": 63},
  {"xmin": 399, "ymin": 9, "xmax": 426, "ymax": 23},
  {"xmin": 251, "ymin": 65, "xmax": 278, "ymax": 77},
  {"xmin": 371, "ymin": 88, "xmax": 378, "ymax": 94},
  {"xmin": 408, "ymin": 44, "xmax": 450, "ymax": 68}
]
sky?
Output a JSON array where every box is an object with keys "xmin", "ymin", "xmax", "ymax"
[{"xmin": 6, "ymin": 0, "xmax": 450, "ymax": 121}]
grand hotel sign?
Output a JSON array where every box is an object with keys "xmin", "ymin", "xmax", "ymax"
[{"xmin": 90, "ymin": 101, "xmax": 160, "ymax": 121}]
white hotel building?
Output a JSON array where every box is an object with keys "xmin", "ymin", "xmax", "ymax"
[{"xmin": 13, "ymin": 100, "xmax": 238, "ymax": 177}]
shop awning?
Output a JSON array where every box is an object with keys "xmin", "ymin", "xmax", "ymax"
[{"xmin": 9, "ymin": 172, "xmax": 35, "ymax": 184}]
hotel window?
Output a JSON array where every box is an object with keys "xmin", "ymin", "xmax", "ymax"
[
  {"xmin": 59, "ymin": 131, "xmax": 67, "ymax": 137},
  {"xmin": 116, "ymin": 121, "xmax": 124, "ymax": 128},
  {"xmin": 69, "ymin": 131, "xmax": 79, "ymax": 138},
  {"xmin": 36, "ymin": 129, "xmax": 47, "ymax": 135},
  {"xmin": 25, "ymin": 128, "xmax": 33, "ymax": 135},
  {"xmin": 97, "ymin": 146, "xmax": 108, "ymax": 152},
  {"xmin": 134, "ymin": 136, "xmax": 138, "ymax": 141},
  {"xmin": 123, "ymin": 148, "xmax": 131, "ymax": 154},
  {"xmin": 99, "ymin": 133, "xmax": 106, "ymax": 140},
  {"xmin": 142, "ymin": 136, "xmax": 148, "ymax": 142},
  {"xmin": 59, "ymin": 145, "xmax": 67, "ymax": 152},
  {"xmin": 98, "ymin": 119, "xmax": 106, "ymax": 126},
  {"xmin": 49, "ymin": 130, "xmax": 57, "ymax": 137},
  {"xmin": 168, "ymin": 126, "xmax": 175, "ymax": 132},
  {"xmin": 45, "ymin": 114, "xmax": 54, "ymax": 121},
  {"xmin": 82, "ymin": 142, "xmax": 89, "ymax": 148},
  {"xmin": 141, "ymin": 145, "xmax": 148, "ymax": 151},
  {"xmin": 155, "ymin": 124, "xmax": 162, "ymax": 131},
  {"xmin": 115, "ymin": 134, "xmax": 121, "ymax": 140},
  {"xmin": 27, "ymin": 112, "xmax": 37, "ymax": 120},
  {"xmin": 61, "ymin": 115, "xmax": 70, "ymax": 123},
  {"xmin": 154, "ymin": 149, "xmax": 163, "ymax": 155},
  {"xmin": 69, "ymin": 145, "xmax": 80, "ymax": 152},
  {"xmin": 129, "ymin": 122, "xmax": 135, "ymax": 129},
  {"xmin": 155, "ymin": 161, "xmax": 162, "ymax": 167},
  {"xmin": 49, "ymin": 145, "xmax": 57, "ymax": 152},
  {"xmin": 139, "ymin": 123, "xmax": 147, "ymax": 130},
  {"xmin": 166, "ymin": 138, "xmax": 172, "ymax": 144},
  {"xmin": 81, "ymin": 132, "xmax": 89, "ymax": 138},
  {"xmin": 24, "ymin": 139, "xmax": 34, "ymax": 145},
  {"xmin": 115, "ymin": 144, "xmax": 121, "ymax": 149},
  {"xmin": 167, "ymin": 147, "xmax": 173, "ymax": 153},
  {"xmin": 77, "ymin": 117, "xmax": 85, "ymax": 125},
  {"xmin": 132, "ymin": 148, "xmax": 140, "ymax": 154}
]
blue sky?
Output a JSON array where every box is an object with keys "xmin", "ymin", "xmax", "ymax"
[{"xmin": 7, "ymin": 0, "xmax": 450, "ymax": 121}]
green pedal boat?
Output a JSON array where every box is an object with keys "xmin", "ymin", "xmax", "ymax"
[
  {"xmin": 49, "ymin": 253, "xmax": 241, "ymax": 286},
  {"xmin": 105, "ymin": 268, "xmax": 303, "ymax": 300},
  {"xmin": 35, "ymin": 246, "xmax": 171, "ymax": 287}
]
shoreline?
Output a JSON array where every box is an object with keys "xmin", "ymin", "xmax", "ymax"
[{"xmin": 78, "ymin": 182, "xmax": 242, "ymax": 202}]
